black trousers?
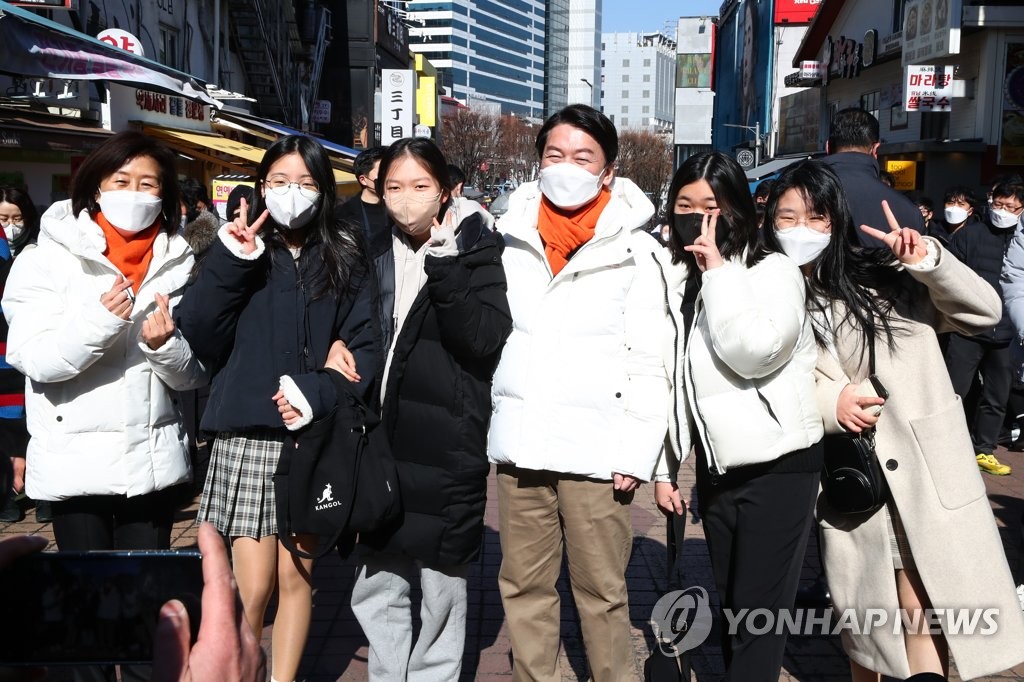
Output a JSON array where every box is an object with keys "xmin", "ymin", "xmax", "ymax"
[
  {"xmin": 696, "ymin": 452, "xmax": 819, "ymax": 682},
  {"xmin": 945, "ymin": 334, "xmax": 1012, "ymax": 454},
  {"xmin": 51, "ymin": 487, "xmax": 179, "ymax": 682}
]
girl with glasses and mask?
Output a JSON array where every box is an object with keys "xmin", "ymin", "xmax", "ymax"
[
  {"xmin": 1, "ymin": 131, "xmax": 208, "ymax": 681},
  {"xmin": 653, "ymin": 151, "xmax": 824, "ymax": 681},
  {"xmin": 336, "ymin": 137, "xmax": 511, "ymax": 681},
  {"xmin": 175, "ymin": 135, "xmax": 380, "ymax": 682},
  {"xmin": 762, "ymin": 160, "xmax": 1024, "ymax": 681}
]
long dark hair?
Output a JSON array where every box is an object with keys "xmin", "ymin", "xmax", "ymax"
[
  {"xmin": 69, "ymin": 131, "xmax": 180, "ymax": 236},
  {"xmin": 251, "ymin": 135, "xmax": 364, "ymax": 299},
  {"xmin": 664, "ymin": 151, "xmax": 761, "ymax": 271},
  {"xmin": 376, "ymin": 137, "xmax": 453, "ymax": 221},
  {"xmin": 0, "ymin": 186, "xmax": 41, "ymax": 253},
  {"xmin": 760, "ymin": 160, "xmax": 907, "ymax": 356}
]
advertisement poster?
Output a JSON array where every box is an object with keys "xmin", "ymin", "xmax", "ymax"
[
  {"xmin": 903, "ymin": 65, "xmax": 954, "ymax": 112},
  {"xmin": 211, "ymin": 177, "xmax": 253, "ymax": 220},
  {"xmin": 902, "ymin": 0, "xmax": 961, "ymax": 66},
  {"xmin": 884, "ymin": 160, "xmax": 917, "ymax": 191},
  {"xmin": 999, "ymin": 42, "xmax": 1024, "ymax": 165},
  {"xmin": 676, "ymin": 54, "xmax": 713, "ymax": 88}
]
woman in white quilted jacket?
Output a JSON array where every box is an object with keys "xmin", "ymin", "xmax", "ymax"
[
  {"xmin": 654, "ymin": 151, "xmax": 824, "ymax": 681},
  {"xmin": 2, "ymin": 132, "xmax": 205, "ymax": 557}
]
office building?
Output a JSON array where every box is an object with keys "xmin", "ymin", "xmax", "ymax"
[
  {"xmin": 600, "ymin": 31, "xmax": 676, "ymax": 133},
  {"xmin": 567, "ymin": 0, "xmax": 602, "ymax": 109}
]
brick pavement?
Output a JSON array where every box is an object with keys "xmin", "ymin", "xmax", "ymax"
[{"xmin": 3, "ymin": 447, "xmax": 1024, "ymax": 681}]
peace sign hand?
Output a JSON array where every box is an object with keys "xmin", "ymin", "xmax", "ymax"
[
  {"xmin": 142, "ymin": 293, "xmax": 177, "ymax": 350},
  {"xmin": 859, "ymin": 200, "xmax": 926, "ymax": 265},
  {"xmin": 683, "ymin": 211, "xmax": 725, "ymax": 272},
  {"xmin": 224, "ymin": 197, "xmax": 268, "ymax": 256}
]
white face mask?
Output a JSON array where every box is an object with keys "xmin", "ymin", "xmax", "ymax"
[
  {"xmin": 1, "ymin": 223, "xmax": 23, "ymax": 243},
  {"xmin": 538, "ymin": 162, "xmax": 606, "ymax": 210},
  {"xmin": 97, "ymin": 190, "xmax": 163, "ymax": 236},
  {"xmin": 264, "ymin": 185, "xmax": 321, "ymax": 230},
  {"xmin": 990, "ymin": 208, "xmax": 1020, "ymax": 230},
  {"xmin": 386, "ymin": 192, "xmax": 441, "ymax": 238},
  {"xmin": 775, "ymin": 226, "xmax": 831, "ymax": 266},
  {"xmin": 944, "ymin": 205, "xmax": 969, "ymax": 225}
]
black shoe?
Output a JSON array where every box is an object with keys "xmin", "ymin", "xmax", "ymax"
[
  {"xmin": 34, "ymin": 500, "xmax": 53, "ymax": 523},
  {"xmin": 795, "ymin": 578, "xmax": 831, "ymax": 608},
  {"xmin": 0, "ymin": 494, "xmax": 24, "ymax": 522}
]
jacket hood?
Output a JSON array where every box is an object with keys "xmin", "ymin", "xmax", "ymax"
[
  {"xmin": 498, "ymin": 176, "xmax": 655, "ymax": 240},
  {"xmin": 40, "ymin": 199, "xmax": 188, "ymax": 263}
]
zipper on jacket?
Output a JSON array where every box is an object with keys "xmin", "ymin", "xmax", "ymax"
[
  {"xmin": 652, "ymin": 252, "xmax": 684, "ymax": 468},
  {"xmin": 685, "ymin": 303, "xmax": 722, "ymax": 484}
]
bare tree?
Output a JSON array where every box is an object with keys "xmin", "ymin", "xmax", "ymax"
[
  {"xmin": 438, "ymin": 109, "xmax": 502, "ymax": 189},
  {"xmin": 615, "ymin": 130, "xmax": 673, "ymax": 219}
]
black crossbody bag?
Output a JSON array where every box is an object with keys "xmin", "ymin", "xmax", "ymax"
[{"xmin": 821, "ymin": 342, "xmax": 889, "ymax": 515}]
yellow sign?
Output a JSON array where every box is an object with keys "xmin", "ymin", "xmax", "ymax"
[{"xmin": 885, "ymin": 160, "xmax": 917, "ymax": 191}]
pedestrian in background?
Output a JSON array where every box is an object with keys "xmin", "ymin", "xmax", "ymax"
[
  {"xmin": 820, "ymin": 108, "xmax": 924, "ymax": 249},
  {"xmin": 655, "ymin": 151, "xmax": 823, "ymax": 681},
  {"xmin": 2, "ymin": 130, "xmax": 207, "ymax": 682},
  {"xmin": 347, "ymin": 138, "xmax": 511, "ymax": 681},
  {"xmin": 0, "ymin": 187, "xmax": 37, "ymax": 523},
  {"xmin": 490, "ymin": 104, "xmax": 672, "ymax": 681},
  {"xmin": 763, "ymin": 159, "xmax": 1024, "ymax": 681},
  {"xmin": 179, "ymin": 177, "xmax": 220, "ymax": 255},
  {"xmin": 175, "ymin": 134, "xmax": 379, "ymax": 682},
  {"xmin": 945, "ymin": 182, "xmax": 1022, "ymax": 476},
  {"xmin": 337, "ymin": 145, "xmax": 388, "ymax": 235}
]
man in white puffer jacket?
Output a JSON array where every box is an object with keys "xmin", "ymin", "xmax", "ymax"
[{"xmin": 488, "ymin": 105, "xmax": 673, "ymax": 682}]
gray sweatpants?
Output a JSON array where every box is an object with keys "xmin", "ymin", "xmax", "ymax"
[{"xmin": 351, "ymin": 550, "xmax": 470, "ymax": 681}]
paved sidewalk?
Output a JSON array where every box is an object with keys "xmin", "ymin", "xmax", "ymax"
[{"xmin": 3, "ymin": 446, "xmax": 1024, "ymax": 681}]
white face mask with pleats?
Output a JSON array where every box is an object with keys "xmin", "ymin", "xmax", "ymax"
[{"xmin": 97, "ymin": 190, "xmax": 163, "ymax": 236}]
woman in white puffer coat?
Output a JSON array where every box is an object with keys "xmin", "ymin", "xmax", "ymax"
[
  {"xmin": 654, "ymin": 151, "xmax": 824, "ymax": 682},
  {"xmin": 2, "ymin": 131, "xmax": 206, "ymax": 560}
]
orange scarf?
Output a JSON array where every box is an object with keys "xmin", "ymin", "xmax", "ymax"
[
  {"xmin": 537, "ymin": 188, "xmax": 612, "ymax": 276},
  {"xmin": 95, "ymin": 212, "xmax": 161, "ymax": 294}
]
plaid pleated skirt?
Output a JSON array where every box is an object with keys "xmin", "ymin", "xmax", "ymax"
[
  {"xmin": 885, "ymin": 502, "xmax": 916, "ymax": 572},
  {"xmin": 197, "ymin": 429, "xmax": 286, "ymax": 539}
]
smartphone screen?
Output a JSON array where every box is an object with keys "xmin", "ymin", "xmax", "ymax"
[{"xmin": 0, "ymin": 549, "xmax": 203, "ymax": 666}]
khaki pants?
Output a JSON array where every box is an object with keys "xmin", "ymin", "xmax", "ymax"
[{"xmin": 496, "ymin": 465, "xmax": 637, "ymax": 682}]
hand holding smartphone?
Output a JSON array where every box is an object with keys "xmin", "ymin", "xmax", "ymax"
[
  {"xmin": 0, "ymin": 549, "xmax": 203, "ymax": 666},
  {"xmin": 855, "ymin": 374, "xmax": 889, "ymax": 417}
]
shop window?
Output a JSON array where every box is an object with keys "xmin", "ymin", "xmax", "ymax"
[
  {"xmin": 921, "ymin": 111, "xmax": 950, "ymax": 140},
  {"xmin": 860, "ymin": 90, "xmax": 880, "ymax": 122},
  {"xmin": 159, "ymin": 25, "xmax": 179, "ymax": 69},
  {"xmin": 892, "ymin": 0, "xmax": 909, "ymax": 33}
]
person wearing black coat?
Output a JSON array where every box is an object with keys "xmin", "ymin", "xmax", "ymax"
[
  {"xmin": 820, "ymin": 108, "xmax": 924, "ymax": 249},
  {"xmin": 346, "ymin": 138, "xmax": 511, "ymax": 681},
  {"xmin": 174, "ymin": 136, "xmax": 380, "ymax": 682},
  {"xmin": 944, "ymin": 182, "xmax": 1023, "ymax": 477}
]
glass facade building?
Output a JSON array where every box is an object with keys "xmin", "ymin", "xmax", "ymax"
[
  {"xmin": 544, "ymin": 0, "xmax": 570, "ymax": 117},
  {"xmin": 406, "ymin": 0, "xmax": 546, "ymax": 118}
]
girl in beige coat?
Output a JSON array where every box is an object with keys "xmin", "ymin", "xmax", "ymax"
[{"xmin": 762, "ymin": 161, "xmax": 1024, "ymax": 681}]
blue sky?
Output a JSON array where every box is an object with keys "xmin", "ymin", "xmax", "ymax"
[{"xmin": 602, "ymin": 0, "xmax": 722, "ymax": 34}]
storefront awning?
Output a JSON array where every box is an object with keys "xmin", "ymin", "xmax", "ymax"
[
  {"xmin": 745, "ymin": 155, "xmax": 812, "ymax": 182},
  {"xmin": 0, "ymin": 1, "xmax": 220, "ymax": 108},
  {"xmin": 144, "ymin": 124, "xmax": 354, "ymax": 184},
  {"xmin": 213, "ymin": 110, "xmax": 358, "ymax": 168}
]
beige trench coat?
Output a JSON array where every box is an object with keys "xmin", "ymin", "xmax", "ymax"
[{"xmin": 814, "ymin": 241, "xmax": 1024, "ymax": 680}]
